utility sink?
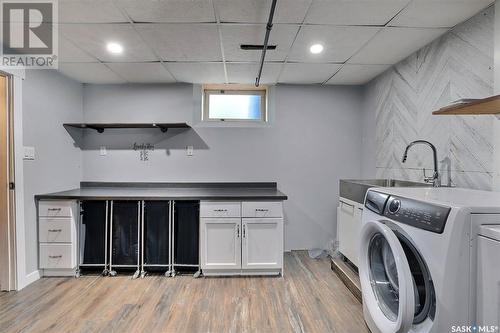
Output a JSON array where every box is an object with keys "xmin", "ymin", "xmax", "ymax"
[{"xmin": 340, "ymin": 179, "xmax": 429, "ymax": 205}]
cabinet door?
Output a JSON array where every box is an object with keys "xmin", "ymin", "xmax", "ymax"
[
  {"xmin": 200, "ymin": 218, "xmax": 241, "ymax": 270},
  {"xmin": 242, "ymin": 218, "xmax": 283, "ymax": 270},
  {"xmin": 337, "ymin": 200, "xmax": 358, "ymax": 265}
]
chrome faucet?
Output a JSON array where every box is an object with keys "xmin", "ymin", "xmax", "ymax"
[{"xmin": 402, "ymin": 140, "xmax": 441, "ymax": 187}]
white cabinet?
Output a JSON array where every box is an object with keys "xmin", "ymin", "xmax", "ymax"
[
  {"xmin": 242, "ymin": 218, "xmax": 283, "ymax": 270},
  {"xmin": 201, "ymin": 218, "xmax": 241, "ymax": 271},
  {"xmin": 38, "ymin": 200, "xmax": 78, "ymax": 276},
  {"xmin": 200, "ymin": 201, "xmax": 284, "ymax": 276},
  {"xmin": 337, "ymin": 197, "xmax": 363, "ymax": 267}
]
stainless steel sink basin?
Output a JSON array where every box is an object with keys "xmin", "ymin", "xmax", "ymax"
[{"xmin": 340, "ymin": 179, "xmax": 430, "ymax": 205}]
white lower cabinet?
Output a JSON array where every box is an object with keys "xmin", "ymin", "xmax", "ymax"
[
  {"xmin": 201, "ymin": 218, "xmax": 241, "ymax": 271},
  {"xmin": 38, "ymin": 200, "xmax": 78, "ymax": 276},
  {"xmin": 337, "ymin": 197, "xmax": 363, "ymax": 267},
  {"xmin": 200, "ymin": 201, "xmax": 284, "ymax": 276},
  {"xmin": 242, "ymin": 218, "xmax": 283, "ymax": 270}
]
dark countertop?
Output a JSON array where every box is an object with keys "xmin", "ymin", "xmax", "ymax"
[{"xmin": 35, "ymin": 182, "xmax": 288, "ymax": 201}]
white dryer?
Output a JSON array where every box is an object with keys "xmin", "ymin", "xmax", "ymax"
[{"xmin": 359, "ymin": 187, "xmax": 500, "ymax": 333}]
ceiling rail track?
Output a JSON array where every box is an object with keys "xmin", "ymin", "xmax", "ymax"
[{"xmin": 255, "ymin": 0, "xmax": 278, "ymax": 87}]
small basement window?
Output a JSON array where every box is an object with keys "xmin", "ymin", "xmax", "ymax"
[{"xmin": 203, "ymin": 86, "xmax": 267, "ymax": 122}]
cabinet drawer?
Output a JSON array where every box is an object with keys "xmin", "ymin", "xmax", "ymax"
[
  {"xmin": 200, "ymin": 202, "xmax": 241, "ymax": 218},
  {"xmin": 39, "ymin": 218, "xmax": 74, "ymax": 243},
  {"xmin": 39, "ymin": 201, "xmax": 74, "ymax": 218},
  {"xmin": 39, "ymin": 244, "xmax": 75, "ymax": 269},
  {"xmin": 242, "ymin": 202, "xmax": 283, "ymax": 218}
]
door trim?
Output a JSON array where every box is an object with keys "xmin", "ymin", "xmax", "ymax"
[{"xmin": 0, "ymin": 73, "xmax": 16, "ymax": 291}]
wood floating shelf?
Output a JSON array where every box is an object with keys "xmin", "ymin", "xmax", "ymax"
[
  {"xmin": 63, "ymin": 123, "xmax": 190, "ymax": 133},
  {"xmin": 432, "ymin": 95, "xmax": 500, "ymax": 115}
]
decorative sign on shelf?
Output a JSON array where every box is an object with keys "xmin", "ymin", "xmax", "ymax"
[{"xmin": 133, "ymin": 143, "xmax": 154, "ymax": 161}]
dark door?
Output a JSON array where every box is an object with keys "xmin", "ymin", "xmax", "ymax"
[
  {"xmin": 144, "ymin": 201, "xmax": 170, "ymax": 270},
  {"xmin": 111, "ymin": 201, "xmax": 139, "ymax": 267},
  {"xmin": 173, "ymin": 201, "xmax": 199, "ymax": 271},
  {"xmin": 81, "ymin": 201, "xmax": 107, "ymax": 266}
]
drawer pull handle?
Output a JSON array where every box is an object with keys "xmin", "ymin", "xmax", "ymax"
[
  {"xmin": 255, "ymin": 209, "xmax": 269, "ymax": 212},
  {"xmin": 47, "ymin": 208, "xmax": 62, "ymax": 211},
  {"xmin": 48, "ymin": 229, "xmax": 62, "ymax": 232},
  {"xmin": 214, "ymin": 209, "xmax": 228, "ymax": 212},
  {"xmin": 49, "ymin": 255, "xmax": 62, "ymax": 259}
]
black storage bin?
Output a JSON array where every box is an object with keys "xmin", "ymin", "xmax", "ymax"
[
  {"xmin": 173, "ymin": 201, "xmax": 200, "ymax": 272},
  {"xmin": 80, "ymin": 201, "xmax": 107, "ymax": 269},
  {"xmin": 143, "ymin": 201, "xmax": 170, "ymax": 272},
  {"xmin": 110, "ymin": 201, "xmax": 140, "ymax": 271}
]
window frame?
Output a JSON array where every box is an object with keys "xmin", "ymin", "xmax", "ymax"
[{"xmin": 202, "ymin": 85, "xmax": 268, "ymax": 122}]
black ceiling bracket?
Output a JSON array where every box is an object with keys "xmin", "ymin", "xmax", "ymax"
[{"xmin": 255, "ymin": 0, "xmax": 278, "ymax": 87}]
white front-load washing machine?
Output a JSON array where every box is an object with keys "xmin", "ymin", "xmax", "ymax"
[{"xmin": 359, "ymin": 187, "xmax": 500, "ymax": 333}]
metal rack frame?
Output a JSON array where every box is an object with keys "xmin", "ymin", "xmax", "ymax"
[
  {"xmin": 171, "ymin": 200, "xmax": 202, "ymax": 278},
  {"xmin": 76, "ymin": 200, "xmax": 109, "ymax": 277},
  {"xmin": 140, "ymin": 201, "xmax": 172, "ymax": 278},
  {"xmin": 108, "ymin": 201, "xmax": 141, "ymax": 279}
]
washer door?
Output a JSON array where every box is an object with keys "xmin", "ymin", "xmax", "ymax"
[{"xmin": 360, "ymin": 220, "xmax": 415, "ymax": 333}]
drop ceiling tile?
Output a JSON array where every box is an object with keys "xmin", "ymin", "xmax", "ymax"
[
  {"xmin": 278, "ymin": 63, "xmax": 341, "ymax": 84},
  {"xmin": 59, "ymin": 0, "xmax": 128, "ymax": 23},
  {"xmin": 117, "ymin": 0, "xmax": 216, "ymax": 23},
  {"xmin": 305, "ymin": 0, "xmax": 410, "ymax": 25},
  {"xmin": 221, "ymin": 24, "xmax": 299, "ymax": 62},
  {"xmin": 326, "ymin": 64, "xmax": 390, "ymax": 85},
  {"xmin": 287, "ymin": 26, "xmax": 380, "ymax": 63},
  {"xmin": 106, "ymin": 62, "xmax": 175, "ymax": 83},
  {"xmin": 60, "ymin": 24, "xmax": 158, "ymax": 62},
  {"xmin": 58, "ymin": 63, "xmax": 126, "ymax": 83},
  {"xmin": 166, "ymin": 62, "xmax": 226, "ymax": 83},
  {"xmin": 226, "ymin": 62, "xmax": 283, "ymax": 84},
  {"xmin": 390, "ymin": 0, "xmax": 494, "ymax": 28},
  {"xmin": 136, "ymin": 24, "xmax": 221, "ymax": 61},
  {"xmin": 349, "ymin": 27, "xmax": 447, "ymax": 65},
  {"xmin": 216, "ymin": 0, "xmax": 312, "ymax": 23},
  {"xmin": 59, "ymin": 36, "xmax": 97, "ymax": 63}
]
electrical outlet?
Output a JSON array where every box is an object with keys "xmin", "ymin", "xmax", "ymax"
[
  {"xmin": 100, "ymin": 146, "xmax": 107, "ymax": 156},
  {"xmin": 186, "ymin": 145, "xmax": 194, "ymax": 156}
]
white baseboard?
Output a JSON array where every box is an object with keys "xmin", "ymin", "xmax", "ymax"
[{"xmin": 19, "ymin": 270, "xmax": 40, "ymax": 290}]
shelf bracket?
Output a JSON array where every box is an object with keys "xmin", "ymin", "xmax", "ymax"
[{"xmin": 86, "ymin": 125, "xmax": 104, "ymax": 133}]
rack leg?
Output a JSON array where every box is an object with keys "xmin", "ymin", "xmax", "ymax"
[
  {"xmin": 75, "ymin": 269, "xmax": 81, "ymax": 278},
  {"xmin": 193, "ymin": 270, "xmax": 201, "ymax": 278},
  {"xmin": 132, "ymin": 270, "xmax": 140, "ymax": 280}
]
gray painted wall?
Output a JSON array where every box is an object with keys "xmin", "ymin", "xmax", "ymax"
[
  {"xmin": 81, "ymin": 84, "xmax": 364, "ymax": 250},
  {"xmin": 23, "ymin": 70, "xmax": 83, "ymax": 274},
  {"xmin": 362, "ymin": 7, "xmax": 494, "ymax": 189}
]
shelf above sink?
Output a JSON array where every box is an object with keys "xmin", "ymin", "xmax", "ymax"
[
  {"xmin": 63, "ymin": 122, "xmax": 191, "ymax": 133},
  {"xmin": 432, "ymin": 95, "xmax": 500, "ymax": 115}
]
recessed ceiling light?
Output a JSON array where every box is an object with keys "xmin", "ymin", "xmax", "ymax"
[
  {"xmin": 106, "ymin": 42, "xmax": 123, "ymax": 55},
  {"xmin": 310, "ymin": 44, "xmax": 324, "ymax": 54}
]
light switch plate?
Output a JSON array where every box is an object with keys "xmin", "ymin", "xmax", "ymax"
[
  {"xmin": 186, "ymin": 145, "xmax": 194, "ymax": 156},
  {"xmin": 23, "ymin": 146, "xmax": 35, "ymax": 160},
  {"xmin": 100, "ymin": 146, "xmax": 107, "ymax": 156}
]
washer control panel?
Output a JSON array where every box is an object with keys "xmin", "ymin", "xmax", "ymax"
[{"xmin": 382, "ymin": 196, "xmax": 451, "ymax": 233}]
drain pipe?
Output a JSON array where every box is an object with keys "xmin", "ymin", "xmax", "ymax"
[{"xmin": 255, "ymin": 0, "xmax": 278, "ymax": 87}]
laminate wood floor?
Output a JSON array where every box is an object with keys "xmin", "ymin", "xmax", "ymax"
[{"xmin": 0, "ymin": 251, "xmax": 369, "ymax": 333}]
